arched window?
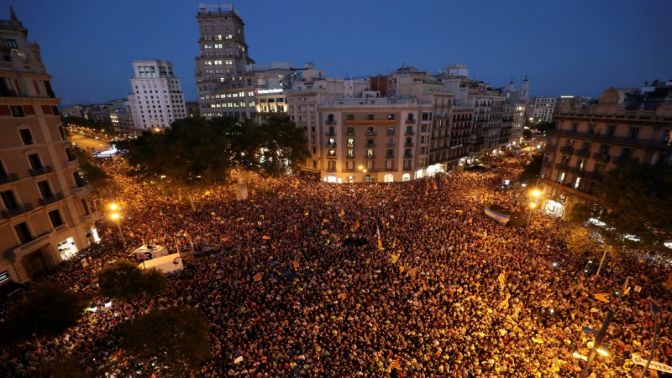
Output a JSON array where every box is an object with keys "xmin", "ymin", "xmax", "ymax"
[
  {"xmin": 383, "ymin": 174, "xmax": 394, "ymax": 183},
  {"xmin": 401, "ymin": 173, "xmax": 411, "ymax": 182}
]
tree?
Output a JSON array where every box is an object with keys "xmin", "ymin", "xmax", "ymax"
[
  {"xmin": 1, "ymin": 281, "xmax": 87, "ymax": 341},
  {"xmin": 518, "ymin": 154, "xmax": 543, "ymax": 183},
  {"xmin": 252, "ymin": 115, "xmax": 310, "ymax": 176},
  {"xmin": 588, "ymin": 159, "xmax": 672, "ymax": 250},
  {"xmin": 73, "ymin": 148, "xmax": 110, "ymax": 190},
  {"xmin": 97, "ymin": 261, "xmax": 166, "ymax": 300},
  {"xmin": 563, "ymin": 224, "xmax": 602, "ymax": 256},
  {"xmin": 122, "ymin": 307, "xmax": 211, "ymax": 375}
]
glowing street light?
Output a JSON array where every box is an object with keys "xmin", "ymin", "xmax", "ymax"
[
  {"xmin": 529, "ymin": 188, "xmax": 543, "ymax": 198},
  {"xmin": 107, "ymin": 203, "xmax": 126, "ymax": 248},
  {"xmin": 107, "ymin": 202, "xmax": 120, "ymax": 211},
  {"xmin": 527, "ymin": 202, "xmax": 537, "ymax": 227}
]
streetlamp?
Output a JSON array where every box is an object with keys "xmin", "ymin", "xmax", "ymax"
[{"xmin": 107, "ymin": 202, "xmax": 126, "ymax": 249}]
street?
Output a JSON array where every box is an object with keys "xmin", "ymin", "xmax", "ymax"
[{"xmin": 69, "ymin": 132, "xmax": 112, "ymax": 153}]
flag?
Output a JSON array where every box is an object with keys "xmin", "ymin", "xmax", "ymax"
[
  {"xmin": 498, "ymin": 272, "xmax": 506, "ymax": 291},
  {"xmin": 337, "ymin": 292, "xmax": 347, "ymax": 300},
  {"xmin": 262, "ymin": 235, "xmax": 271, "ymax": 240},
  {"xmin": 389, "ymin": 357, "xmax": 401, "ymax": 370},
  {"xmin": 399, "ymin": 265, "xmax": 405, "ymax": 273},
  {"xmin": 338, "ymin": 209, "xmax": 345, "ymax": 219},
  {"xmin": 594, "ymin": 293, "xmax": 610, "ymax": 303},
  {"xmin": 408, "ymin": 267, "xmax": 418, "ymax": 277},
  {"xmin": 376, "ymin": 225, "xmax": 384, "ymax": 251},
  {"xmin": 292, "ymin": 259, "xmax": 300, "ymax": 270},
  {"xmin": 499, "ymin": 293, "xmax": 511, "ymax": 309},
  {"xmin": 253, "ymin": 272, "xmax": 263, "ymax": 282},
  {"xmin": 390, "ymin": 254, "xmax": 399, "ymax": 265},
  {"xmin": 322, "ymin": 218, "xmax": 330, "ymax": 224}
]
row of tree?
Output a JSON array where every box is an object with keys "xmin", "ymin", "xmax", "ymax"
[
  {"xmin": 119, "ymin": 116, "xmax": 309, "ymax": 186},
  {"xmin": 1, "ymin": 262, "xmax": 211, "ymax": 376}
]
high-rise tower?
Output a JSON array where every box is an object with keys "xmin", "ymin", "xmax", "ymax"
[
  {"xmin": 195, "ymin": 3, "xmax": 254, "ymax": 119},
  {"xmin": 128, "ymin": 60, "xmax": 187, "ymax": 130}
]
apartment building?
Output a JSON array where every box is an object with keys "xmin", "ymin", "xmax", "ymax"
[
  {"xmin": 128, "ymin": 60, "xmax": 187, "ymax": 130},
  {"xmin": 0, "ymin": 9, "xmax": 99, "ymax": 284},
  {"xmin": 540, "ymin": 84, "xmax": 672, "ymax": 218},
  {"xmin": 530, "ymin": 96, "xmax": 557, "ymax": 123}
]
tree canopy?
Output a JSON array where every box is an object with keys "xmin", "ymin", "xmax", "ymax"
[
  {"xmin": 122, "ymin": 307, "xmax": 211, "ymax": 375},
  {"xmin": 97, "ymin": 261, "xmax": 166, "ymax": 300},
  {"xmin": 1, "ymin": 281, "xmax": 87, "ymax": 341},
  {"xmin": 119, "ymin": 116, "xmax": 308, "ymax": 186},
  {"xmin": 518, "ymin": 154, "xmax": 542, "ymax": 183},
  {"xmin": 574, "ymin": 159, "xmax": 672, "ymax": 250}
]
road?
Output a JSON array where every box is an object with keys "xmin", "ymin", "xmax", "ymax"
[{"xmin": 69, "ymin": 133, "xmax": 112, "ymax": 153}]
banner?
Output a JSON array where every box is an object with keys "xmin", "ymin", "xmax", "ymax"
[
  {"xmin": 594, "ymin": 293, "xmax": 610, "ymax": 303},
  {"xmin": 631, "ymin": 353, "xmax": 672, "ymax": 373}
]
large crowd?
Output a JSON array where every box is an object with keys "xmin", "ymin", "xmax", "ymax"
[{"xmin": 1, "ymin": 153, "xmax": 671, "ymax": 377}]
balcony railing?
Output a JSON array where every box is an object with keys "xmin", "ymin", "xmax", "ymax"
[
  {"xmin": 403, "ymin": 153, "xmax": 413, "ymax": 159},
  {"xmin": 559, "ymin": 146, "xmax": 574, "ymax": 154},
  {"xmin": 366, "ymin": 131, "xmax": 377, "ymax": 136},
  {"xmin": 404, "ymin": 142, "xmax": 414, "ymax": 147},
  {"xmin": 325, "ymin": 119, "xmax": 336, "ymax": 125},
  {"xmin": 592, "ymin": 152, "xmax": 611, "ymax": 163},
  {"xmin": 553, "ymin": 129, "xmax": 670, "ymax": 149},
  {"xmin": 405, "ymin": 118, "xmax": 416, "ymax": 124},
  {"xmin": 1, "ymin": 203, "xmax": 33, "ymax": 218},
  {"xmin": 29, "ymin": 165, "xmax": 53, "ymax": 176},
  {"xmin": 575, "ymin": 149, "xmax": 591, "ymax": 157},
  {"xmin": 38, "ymin": 192, "xmax": 65, "ymax": 206},
  {"xmin": 405, "ymin": 130, "xmax": 415, "ymax": 136},
  {"xmin": 326, "ymin": 142, "xmax": 337, "ymax": 148},
  {"xmin": 366, "ymin": 143, "xmax": 376, "ymax": 148},
  {"xmin": 0, "ymin": 172, "xmax": 19, "ymax": 184},
  {"xmin": 366, "ymin": 154, "xmax": 376, "ymax": 159}
]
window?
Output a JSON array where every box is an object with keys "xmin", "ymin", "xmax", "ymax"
[
  {"xmin": 367, "ymin": 139, "xmax": 375, "ymax": 147},
  {"xmin": 573, "ymin": 177, "xmax": 581, "ymax": 190},
  {"xmin": 386, "ymin": 149, "xmax": 394, "ymax": 158},
  {"xmin": 629, "ymin": 127, "xmax": 639, "ymax": 140},
  {"xmin": 421, "ymin": 112, "xmax": 432, "ymax": 121},
  {"xmin": 28, "ymin": 153, "xmax": 42, "ymax": 170},
  {"xmin": 387, "ymin": 113, "xmax": 395, "ymax": 120},
  {"xmin": 404, "ymin": 149, "xmax": 412, "ymax": 158},
  {"xmin": 367, "ymin": 127, "xmax": 375, "ymax": 135},
  {"xmin": 366, "ymin": 160, "xmax": 374, "ymax": 170},
  {"xmin": 367, "ymin": 114, "xmax": 374, "ymax": 121},
  {"xmin": 367, "ymin": 149, "xmax": 375, "ymax": 158},
  {"xmin": 403, "ymin": 160, "xmax": 412, "ymax": 171},
  {"xmin": 38, "ymin": 180, "xmax": 53, "ymax": 198},
  {"xmin": 48, "ymin": 209, "xmax": 64, "ymax": 227},
  {"xmin": 19, "ymin": 128, "xmax": 33, "ymax": 144},
  {"xmin": 346, "ymin": 160, "xmax": 355, "ymax": 170},
  {"xmin": 557, "ymin": 171, "xmax": 566, "ymax": 184},
  {"xmin": 10, "ymin": 105, "xmax": 24, "ymax": 117},
  {"xmin": 346, "ymin": 127, "xmax": 354, "ymax": 135},
  {"xmin": 328, "ymin": 137, "xmax": 336, "ymax": 146},
  {"xmin": 327, "ymin": 161, "xmax": 336, "ymax": 172},
  {"xmin": 620, "ymin": 148, "xmax": 632, "ymax": 159},
  {"xmin": 387, "ymin": 127, "xmax": 395, "ymax": 135},
  {"xmin": 346, "ymin": 114, "xmax": 354, "ymax": 121},
  {"xmin": 328, "ymin": 149, "xmax": 336, "ymax": 157},
  {"xmin": 385, "ymin": 160, "xmax": 393, "ymax": 170},
  {"xmin": 1, "ymin": 190, "xmax": 18, "ymax": 209},
  {"xmin": 599, "ymin": 144, "xmax": 610, "ymax": 154},
  {"xmin": 58, "ymin": 126, "xmax": 66, "ymax": 140},
  {"xmin": 607, "ymin": 124, "xmax": 616, "ymax": 137},
  {"xmin": 347, "ymin": 149, "xmax": 354, "ymax": 158},
  {"xmin": 571, "ymin": 122, "xmax": 578, "ymax": 132},
  {"xmin": 81, "ymin": 199, "xmax": 91, "ymax": 215},
  {"xmin": 66, "ymin": 148, "xmax": 76, "ymax": 161},
  {"xmin": 346, "ymin": 138, "xmax": 354, "ymax": 147},
  {"xmin": 14, "ymin": 222, "xmax": 32, "ymax": 244},
  {"xmin": 6, "ymin": 39, "xmax": 17, "ymax": 48}
]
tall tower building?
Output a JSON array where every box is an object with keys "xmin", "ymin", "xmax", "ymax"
[
  {"xmin": 0, "ymin": 8, "xmax": 99, "ymax": 284},
  {"xmin": 195, "ymin": 3, "xmax": 254, "ymax": 119},
  {"xmin": 128, "ymin": 60, "xmax": 186, "ymax": 130}
]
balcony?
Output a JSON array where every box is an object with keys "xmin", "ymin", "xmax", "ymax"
[
  {"xmin": 325, "ymin": 131, "xmax": 336, "ymax": 137},
  {"xmin": 29, "ymin": 165, "xmax": 53, "ymax": 177},
  {"xmin": 38, "ymin": 192, "xmax": 65, "ymax": 206},
  {"xmin": 592, "ymin": 152, "xmax": 611, "ymax": 163},
  {"xmin": 404, "ymin": 142, "xmax": 414, "ymax": 147},
  {"xmin": 366, "ymin": 143, "xmax": 376, "ymax": 148},
  {"xmin": 386, "ymin": 142, "xmax": 395, "ymax": 147},
  {"xmin": 1, "ymin": 203, "xmax": 33, "ymax": 219},
  {"xmin": 0, "ymin": 172, "xmax": 19, "ymax": 184},
  {"xmin": 365, "ymin": 154, "xmax": 376, "ymax": 160},
  {"xmin": 326, "ymin": 142, "xmax": 337, "ymax": 148},
  {"xmin": 559, "ymin": 146, "xmax": 574, "ymax": 155},
  {"xmin": 575, "ymin": 148, "xmax": 591, "ymax": 157},
  {"xmin": 403, "ymin": 153, "xmax": 413, "ymax": 159},
  {"xmin": 386, "ymin": 129, "xmax": 395, "ymax": 136},
  {"xmin": 325, "ymin": 119, "xmax": 336, "ymax": 125},
  {"xmin": 405, "ymin": 130, "xmax": 415, "ymax": 136},
  {"xmin": 366, "ymin": 131, "xmax": 377, "ymax": 137},
  {"xmin": 405, "ymin": 118, "xmax": 416, "ymax": 124},
  {"xmin": 553, "ymin": 129, "xmax": 670, "ymax": 150}
]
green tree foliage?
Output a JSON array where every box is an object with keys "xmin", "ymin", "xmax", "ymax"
[
  {"xmin": 563, "ymin": 224, "xmax": 602, "ymax": 255},
  {"xmin": 532, "ymin": 121, "xmax": 555, "ymax": 134},
  {"xmin": 518, "ymin": 154, "xmax": 543, "ymax": 183},
  {"xmin": 1, "ymin": 281, "xmax": 87, "ymax": 341},
  {"xmin": 119, "ymin": 116, "xmax": 308, "ymax": 185},
  {"xmin": 97, "ymin": 261, "xmax": 166, "ymax": 300},
  {"xmin": 73, "ymin": 148, "xmax": 110, "ymax": 189},
  {"xmin": 122, "ymin": 307, "xmax": 211, "ymax": 375},
  {"xmin": 581, "ymin": 159, "xmax": 672, "ymax": 249}
]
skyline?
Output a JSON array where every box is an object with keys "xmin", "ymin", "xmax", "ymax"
[{"xmin": 13, "ymin": 0, "xmax": 672, "ymax": 105}]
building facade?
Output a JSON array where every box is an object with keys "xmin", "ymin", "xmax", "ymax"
[
  {"xmin": 0, "ymin": 9, "xmax": 99, "ymax": 284},
  {"xmin": 530, "ymin": 96, "xmax": 557, "ymax": 123},
  {"xmin": 540, "ymin": 85, "xmax": 672, "ymax": 218},
  {"xmin": 128, "ymin": 60, "xmax": 187, "ymax": 130},
  {"xmin": 195, "ymin": 3, "xmax": 254, "ymax": 119}
]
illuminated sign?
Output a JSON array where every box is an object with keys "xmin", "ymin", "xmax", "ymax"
[
  {"xmin": 256, "ymin": 88, "xmax": 283, "ymax": 95},
  {"xmin": 0, "ymin": 271, "xmax": 9, "ymax": 284}
]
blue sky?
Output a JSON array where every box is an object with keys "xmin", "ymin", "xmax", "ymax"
[{"xmin": 12, "ymin": 0, "xmax": 672, "ymax": 104}]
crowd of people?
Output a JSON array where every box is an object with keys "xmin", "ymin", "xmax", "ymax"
[{"xmin": 1, "ymin": 153, "xmax": 670, "ymax": 377}]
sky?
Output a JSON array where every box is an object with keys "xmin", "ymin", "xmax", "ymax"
[{"xmin": 11, "ymin": 0, "xmax": 672, "ymax": 105}]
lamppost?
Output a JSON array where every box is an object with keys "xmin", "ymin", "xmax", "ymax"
[
  {"xmin": 581, "ymin": 310, "xmax": 613, "ymax": 378},
  {"xmin": 107, "ymin": 202, "xmax": 126, "ymax": 249},
  {"xmin": 644, "ymin": 302, "xmax": 661, "ymax": 377}
]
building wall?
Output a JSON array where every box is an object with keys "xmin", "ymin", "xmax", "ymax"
[
  {"xmin": 128, "ymin": 60, "xmax": 186, "ymax": 130},
  {"xmin": 0, "ymin": 14, "xmax": 99, "ymax": 283}
]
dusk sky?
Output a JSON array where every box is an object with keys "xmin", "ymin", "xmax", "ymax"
[{"xmin": 13, "ymin": 0, "xmax": 672, "ymax": 105}]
